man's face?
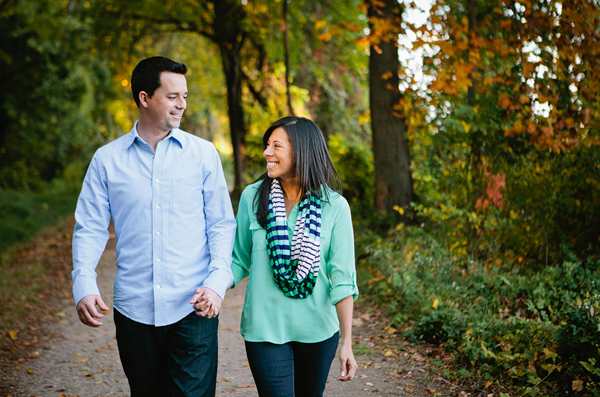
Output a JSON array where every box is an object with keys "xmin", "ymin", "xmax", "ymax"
[{"xmin": 144, "ymin": 71, "xmax": 187, "ymax": 133}]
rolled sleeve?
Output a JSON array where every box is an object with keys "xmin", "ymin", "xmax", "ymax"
[{"xmin": 326, "ymin": 198, "xmax": 359, "ymax": 305}]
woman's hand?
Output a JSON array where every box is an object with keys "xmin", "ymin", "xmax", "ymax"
[
  {"xmin": 190, "ymin": 287, "xmax": 222, "ymax": 318},
  {"xmin": 337, "ymin": 340, "xmax": 358, "ymax": 381}
]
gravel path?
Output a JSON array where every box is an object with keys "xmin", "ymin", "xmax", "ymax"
[{"xmin": 3, "ymin": 234, "xmax": 453, "ymax": 396}]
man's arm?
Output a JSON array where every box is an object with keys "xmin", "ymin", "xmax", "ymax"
[
  {"xmin": 72, "ymin": 154, "xmax": 112, "ymax": 327},
  {"xmin": 195, "ymin": 145, "xmax": 236, "ymax": 315}
]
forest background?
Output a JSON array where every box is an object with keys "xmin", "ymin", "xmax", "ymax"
[{"xmin": 1, "ymin": 0, "xmax": 599, "ymax": 395}]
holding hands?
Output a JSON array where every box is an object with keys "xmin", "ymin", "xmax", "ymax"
[{"xmin": 191, "ymin": 287, "xmax": 222, "ymax": 319}]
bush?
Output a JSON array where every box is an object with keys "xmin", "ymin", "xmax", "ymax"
[{"xmin": 356, "ymin": 223, "xmax": 600, "ymax": 395}]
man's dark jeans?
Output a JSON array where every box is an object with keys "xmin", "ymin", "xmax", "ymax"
[
  {"xmin": 114, "ymin": 308, "xmax": 218, "ymax": 397},
  {"xmin": 244, "ymin": 331, "xmax": 340, "ymax": 397}
]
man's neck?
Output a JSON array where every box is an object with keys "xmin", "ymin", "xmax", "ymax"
[{"xmin": 137, "ymin": 119, "xmax": 170, "ymax": 152}]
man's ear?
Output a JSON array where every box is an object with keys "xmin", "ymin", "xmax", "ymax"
[{"xmin": 139, "ymin": 91, "xmax": 149, "ymax": 108}]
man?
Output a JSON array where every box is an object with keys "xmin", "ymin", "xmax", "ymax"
[{"xmin": 72, "ymin": 56, "xmax": 236, "ymax": 396}]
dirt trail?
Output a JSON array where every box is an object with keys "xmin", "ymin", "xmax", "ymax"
[{"xmin": 2, "ymin": 234, "xmax": 453, "ymax": 396}]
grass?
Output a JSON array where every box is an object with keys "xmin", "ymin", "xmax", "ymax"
[
  {"xmin": 0, "ymin": 188, "xmax": 78, "ymax": 257},
  {"xmin": 0, "ymin": 187, "xmax": 78, "ymax": 336}
]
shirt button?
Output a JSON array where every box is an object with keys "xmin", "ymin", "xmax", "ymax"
[
  {"xmin": 156, "ymin": 231, "xmax": 160, "ymax": 236},
  {"xmin": 156, "ymin": 258, "xmax": 161, "ymax": 262},
  {"xmin": 155, "ymin": 179, "xmax": 160, "ymax": 183},
  {"xmin": 156, "ymin": 285, "xmax": 161, "ymax": 289},
  {"xmin": 156, "ymin": 205, "xmax": 160, "ymax": 209}
]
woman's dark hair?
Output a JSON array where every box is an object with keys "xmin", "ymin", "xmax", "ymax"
[
  {"xmin": 254, "ymin": 116, "xmax": 342, "ymax": 228},
  {"xmin": 131, "ymin": 56, "xmax": 187, "ymax": 108}
]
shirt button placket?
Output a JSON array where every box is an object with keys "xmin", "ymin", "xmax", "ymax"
[{"xmin": 152, "ymin": 143, "xmax": 164, "ymax": 325}]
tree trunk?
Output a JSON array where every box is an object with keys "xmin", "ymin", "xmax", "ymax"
[
  {"xmin": 283, "ymin": 0, "xmax": 294, "ymax": 116},
  {"xmin": 368, "ymin": 0, "xmax": 414, "ymax": 221},
  {"xmin": 220, "ymin": 44, "xmax": 246, "ymax": 193},
  {"xmin": 213, "ymin": 0, "xmax": 247, "ymax": 194}
]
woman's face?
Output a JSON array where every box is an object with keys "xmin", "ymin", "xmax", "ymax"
[{"xmin": 263, "ymin": 127, "xmax": 295, "ymax": 181}]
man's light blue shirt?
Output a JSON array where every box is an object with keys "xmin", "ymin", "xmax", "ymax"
[{"xmin": 72, "ymin": 122, "xmax": 236, "ymax": 326}]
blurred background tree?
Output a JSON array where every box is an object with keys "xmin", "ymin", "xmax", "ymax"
[{"xmin": 0, "ymin": 0, "xmax": 598, "ymax": 264}]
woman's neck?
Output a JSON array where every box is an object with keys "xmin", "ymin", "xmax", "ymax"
[{"xmin": 279, "ymin": 177, "xmax": 301, "ymax": 216}]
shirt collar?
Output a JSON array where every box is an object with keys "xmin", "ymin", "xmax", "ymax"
[{"xmin": 125, "ymin": 121, "xmax": 185, "ymax": 149}]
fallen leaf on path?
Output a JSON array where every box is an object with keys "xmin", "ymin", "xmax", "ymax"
[
  {"xmin": 8, "ymin": 330, "xmax": 17, "ymax": 340},
  {"xmin": 227, "ymin": 327, "xmax": 234, "ymax": 331},
  {"xmin": 27, "ymin": 369, "xmax": 34, "ymax": 374},
  {"xmin": 75, "ymin": 358, "xmax": 90, "ymax": 363},
  {"xmin": 95, "ymin": 349, "xmax": 104, "ymax": 353},
  {"xmin": 236, "ymin": 385, "xmax": 254, "ymax": 388},
  {"xmin": 84, "ymin": 372, "xmax": 94, "ymax": 377},
  {"xmin": 95, "ymin": 380, "xmax": 103, "ymax": 384},
  {"xmin": 106, "ymin": 345, "xmax": 116, "ymax": 350}
]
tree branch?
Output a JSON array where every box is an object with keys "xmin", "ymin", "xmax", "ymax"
[{"xmin": 241, "ymin": 70, "xmax": 267, "ymax": 107}]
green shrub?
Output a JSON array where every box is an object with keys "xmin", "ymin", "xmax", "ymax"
[{"xmin": 356, "ymin": 223, "xmax": 600, "ymax": 395}]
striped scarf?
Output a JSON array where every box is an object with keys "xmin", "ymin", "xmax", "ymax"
[{"xmin": 266, "ymin": 178, "xmax": 321, "ymax": 299}]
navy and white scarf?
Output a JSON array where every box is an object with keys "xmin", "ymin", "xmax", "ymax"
[{"xmin": 266, "ymin": 178, "xmax": 321, "ymax": 299}]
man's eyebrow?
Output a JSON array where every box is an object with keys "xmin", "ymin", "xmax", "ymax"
[{"xmin": 166, "ymin": 91, "xmax": 188, "ymax": 95}]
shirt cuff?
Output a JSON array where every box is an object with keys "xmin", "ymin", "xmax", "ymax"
[
  {"xmin": 73, "ymin": 278, "xmax": 101, "ymax": 306},
  {"xmin": 203, "ymin": 263, "xmax": 234, "ymax": 301},
  {"xmin": 230, "ymin": 263, "xmax": 248, "ymax": 289},
  {"xmin": 330, "ymin": 284, "xmax": 359, "ymax": 306}
]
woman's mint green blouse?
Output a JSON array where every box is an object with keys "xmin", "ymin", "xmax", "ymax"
[{"xmin": 231, "ymin": 181, "xmax": 359, "ymax": 344}]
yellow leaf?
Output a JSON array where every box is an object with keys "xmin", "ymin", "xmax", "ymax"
[
  {"xmin": 75, "ymin": 358, "xmax": 90, "ymax": 364},
  {"xmin": 573, "ymin": 379, "xmax": 584, "ymax": 391},
  {"xmin": 387, "ymin": 327, "xmax": 396, "ymax": 334},
  {"xmin": 27, "ymin": 369, "xmax": 34, "ymax": 374},
  {"xmin": 485, "ymin": 380, "xmax": 493, "ymax": 388},
  {"xmin": 8, "ymin": 330, "xmax": 17, "ymax": 340},
  {"xmin": 461, "ymin": 120, "xmax": 471, "ymax": 133},
  {"xmin": 315, "ymin": 20, "xmax": 327, "ymax": 30},
  {"xmin": 317, "ymin": 32, "xmax": 332, "ymax": 42},
  {"xmin": 393, "ymin": 205, "xmax": 405, "ymax": 215},
  {"xmin": 465, "ymin": 328, "xmax": 473, "ymax": 336},
  {"xmin": 433, "ymin": 299, "xmax": 439, "ymax": 309},
  {"xmin": 383, "ymin": 349, "xmax": 394, "ymax": 357}
]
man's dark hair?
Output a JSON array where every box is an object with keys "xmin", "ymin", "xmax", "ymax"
[
  {"xmin": 131, "ymin": 56, "xmax": 187, "ymax": 108},
  {"xmin": 254, "ymin": 116, "xmax": 343, "ymax": 228}
]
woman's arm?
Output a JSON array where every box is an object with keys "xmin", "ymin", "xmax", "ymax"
[{"xmin": 335, "ymin": 295, "xmax": 358, "ymax": 381}]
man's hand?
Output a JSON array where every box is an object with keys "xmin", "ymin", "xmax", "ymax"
[
  {"xmin": 190, "ymin": 287, "xmax": 222, "ymax": 319},
  {"xmin": 76, "ymin": 294, "xmax": 109, "ymax": 327}
]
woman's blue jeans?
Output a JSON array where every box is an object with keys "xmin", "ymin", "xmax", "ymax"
[
  {"xmin": 114, "ymin": 308, "xmax": 218, "ymax": 397},
  {"xmin": 244, "ymin": 331, "xmax": 340, "ymax": 397}
]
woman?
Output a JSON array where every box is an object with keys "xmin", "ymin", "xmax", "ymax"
[{"xmin": 230, "ymin": 116, "xmax": 359, "ymax": 396}]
